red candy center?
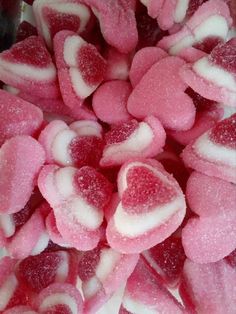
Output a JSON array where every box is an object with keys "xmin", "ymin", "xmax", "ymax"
[
  {"xmin": 210, "ymin": 114, "xmax": 236, "ymax": 149},
  {"xmin": 44, "ymin": 8, "xmax": 82, "ymax": 41},
  {"xmin": 69, "ymin": 136, "xmax": 104, "ymax": 168},
  {"xmin": 122, "ymin": 166, "xmax": 177, "ymax": 213},
  {"xmin": 149, "ymin": 236, "xmax": 186, "ymax": 283},
  {"xmin": 3, "ymin": 36, "xmax": 51, "ymax": 67},
  {"xmin": 77, "ymin": 44, "xmax": 107, "ymax": 86},
  {"xmin": 74, "ymin": 166, "xmax": 112, "ymax": 210},
  {"xmin": 44, "ymin": 304, "xmax": 72, "ymax": 314},
  {"xmin": 209, "ymin": 39, "xmax": 236, "ymax": 74},
  {"xmin": 105, "ymin": 120, "xmax": 138, "ymax": 145},
  {"xmin": 17, "ymin": 252, "xmax": 62, "ymax": 292}
]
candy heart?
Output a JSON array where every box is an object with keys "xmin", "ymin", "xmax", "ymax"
[
  {"xmin": 33, "ymin": 0, "xmax": 92, "ymax": 49},
  {"xmin": 53, "ymin": 30, "xmax": 107, "ymax": 108},
  {"xmin": 106, "ymin": 158, "xmax": 186, "ymax": 253},
  {"xmin": 182, "ymin": 172, "xmax": 236, "ymax": 263},
  {"xmin": 78, "ymin": 243, "xmax": 139, "ymax": 313},
  {"xmin": 92, "ymin": 80, "xmax": 132, "ymax": 124},
  {"xmin": 81, "ymin": 0, "xmax": 138, "ymax": 53},
  {"xmin": 100, "ymin": 117, "xmax": 166, "ymax": 167},
  {"xmin": 180, "ymin": 258, "xmax": 236, "ymax": 313},
  {"xmin": 127, "ymin": 56, "xmax": 196, "ymax": 131},
  {"xmin": 181, "ymin": 114, "xmax": 236, "ymax": 184},
  {"xmin": 158, "ymin": 0, "xmax": 232, "ymax": 56},
  {"xmin": 129, "ymin": 47, "xmax": 168, "ymax": 87},
  {"xmin": 121, "ymin": 258, "xmax": 185, "ymax": 314},
  {"xmin": 0, "ymin": 136, "xmax": 45, "ymax": 214},
  {"xmin": 0, "ymin": 89, "xmax": 43, "ymax": 146},
  {"xmin": 180, "ymin": 39, "xmax": 236, "ymax": 106},
  {"xmin": 0, "ymin": 36, "xmax": 60, "ymax": 99},
  {"xmin": 34, "ymin": 283, "xmax": 83, "ymax": 314}
]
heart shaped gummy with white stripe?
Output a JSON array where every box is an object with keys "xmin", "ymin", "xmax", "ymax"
[
  {"xmin": 158, "ymin": 0, "xmax": 232, "ymax": 56},
  {"xmin": 39, "ymin": 119, "xmax": 104, "ymax": 167},
  {"xmin": 100, "ymin": 117, "xmax": 166, "ymax": 167},
  {"xmin": 38, "ymin": 165, "xmax": 112, "ymax": 250},
  {"xmin": 181, "ymin": 113, "xmax": 236, "ymax": 184},
  {"xmin": 53, "ymin": 30, "xmax": 107, "ymax": 108},
  {"xmin": 0, "ymin": 36, "xmax": 60, "ymax": 99},
  {"xmin": 180, "ymin": 39, "xmax": 236, "ymax": 107},
  {"xmin": 106, "ymin": 158, "xmax": 186, "ymax": 254},
  {"xmin": 33, "ymin": 0, "xmax": 91, "ymax": 49}
]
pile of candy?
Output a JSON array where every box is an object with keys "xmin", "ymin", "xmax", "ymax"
[{"xmin": 0, "ymin": 0, "xmax": 235, "ymax": 313}]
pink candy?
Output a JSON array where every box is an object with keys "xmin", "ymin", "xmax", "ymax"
[
  {"xmin": 100, "ymin": 117, "xmax": 166, "ymax": 167},
  {"xmin": 127, "ymin": 56, "xmax": 196, "ymax": 131},
  {"xmin": 33, "ymin": 0, "xmax": 92, "ymax": 49},
  {"xmin": 182, "ymin": 114, "xmax": 236, "ymax": 184},
  {"xmin": 38, "ymin": 165, "xmax": 112, "ymax": 250},
  {"xmin": 0, "ymin": 90, "xmax": 43, "ymax": 146},
  {"xmin": 0, "ymin": 136, "xmax": 45, "ymax": 214},
  {"xmin": 0, "ymin": 36, "xmax": 60, "ymax": 99},
  {"xmin": 106, "ymin": 158, "xmax": 186, "ymax": 253},
  {"xmin": 182, "ymin": 171, "xmax": 236, "ymax": 263}
]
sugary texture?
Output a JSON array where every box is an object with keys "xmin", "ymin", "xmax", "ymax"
[
  {"xmin": 16, "ymin": 250, "xmax": 78, "ymax": 293},
  {"xmin": 127, "ymin": 56, "xmax": 196, "ymax": 131},
  {"xmin": 158, "ymin": 0, "xmax": 232, "ymax": 57},
  {"xmin": 171, "ymin": 88, "xmax": 236, "ymax": 146},
  {"xmin": 38, "ymin": 119, "xmax": 104, "ymax": 167},
  {"xmin": 180, "ymin": 258, "xmax": 236, "ymax": 314},
  {"xmin": 100, "ymin": 117, "xmax": 166, "ymax": 167},
  {"xmin": 33, "ymin": 0, "xmax": 92, "ymax": 49},
  {"xmin": 33, "ymin": 283, "xmax": 83, "ymax": 314},
  {"xmin": 6, "ymin": 206, "xmax": 49, "ymax": 259},
  {"xmin": 81, "ymin": 0, "xmax": 138, "ymax": 53},
  {"xmin": 0, "ymin": 257, "xmax": 28, "ymax": 312},
  {"xmin": 129, "ymin": 47, "xmax": 168, "ymax": 87},
  {"xmin": 106, "ymin": 158, "xmax": 186, "ymax": 253},
  {"xmin": 0, "ymin": 36, "xmax": 60, "ymax": 99},
  {"xmin": 16, "ymin": 90, "xmax": 97, "ymax": 121},
  {"xmin": 3, "ymin": 306, "xmax": 38, "ymax": 314},
  {"xmin": 180, "ymin": 39, "xmax": 236, "ymax": 107},
  {"xmin": 181, "ymin": 114, "xmax": 236, "ymax": 184},
  {"xmin": 142, "ymin": 234, "xmax": 186, "ymax": 287},
  {"xmin": 38, "ymin": 165, "xmax": 112, "ymax": 250},
  {"xmin": 144, "ymin": 0, "xmax": 204, "ymax": 31},
  {"xmin": 92, "ymin": 80, "xmax": 132, "ymax": 124},
  {"xmin": 78, "ymin": 243, "xmax": 139, "ymax": 313},
  {"xmin": 104, "ymin": 47, "xmax": 131, "ymax": 81},
  {"xmin": 0, "ymin": 89, "xmax": 43, "ymax": 146},
  {"xmin": 182, "ymin": 172, "xmax": 236, "ymax": 263},
  {"xmin": 121, "ymin": 258, "xmax": 185, "ymax": 314},
  {"xmin": 53, "ymin": 30, "xmax": 107, "ymax": 109},
  {"xmin": 0, "ymin": 136, "xmax": 45, "ymax": 214}
]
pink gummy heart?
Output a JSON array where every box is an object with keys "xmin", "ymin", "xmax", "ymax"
[
  {"xmin": 0, "ymin": 136, "xmax": 45, "ymax": 214},
  {"xmin": 127, "ymin": 56, "xmax": 196, "ymax": 131},
  {"xmin": 182, "ymin": 172, "xmax": 236, "ymax": 263},
  {"xmin": 81, "ymin": 0, "xmax": 138, "ymax": 53},
  {"xmin": 180, "ymin": 39, "xmax": 236, "ymax": 107},
  {"xmin": 78, "ymin": 244, "xmax": 138, "ymax": 313},
  {"xmin": 181, "ymin": 114, "xmax": 236, "ymax": 184},
  {"xmin": 33, "ymin": 0, "xmax": 92, "ymax": 49},
  {"xmin": 0, "ymin": 89, "xmax": 43, "ymax": 146},
  {"xmin": 100, "ymin": 117, "xmax": 166, "ymax": 167},
  {"xmin": 33, "ymin": 283, "xmax": 83, "ymax": 314},
  {"xmin": 180, "ymin": 258, "xmax": 236, "ymax": 313},
  {"xmin": 106, "ymin": 158, "xmax": 186, "ymax": 254},
  {"xmin": 53, "ymin": 30, "xmax": 107, "ymax": 109},
  {"xmin": 0, "ymin": 36, "xmax": 60, "ymax": 99},
  {"xmin": 92, "ymin": 80, "xmax": 132, "ymax": 124},
  {"xmin": 121, "ymin": 258, "xmax": 184, "ymax": 314}
]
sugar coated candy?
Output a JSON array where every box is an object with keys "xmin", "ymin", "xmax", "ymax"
[{"xmin": 106, "ymin": 158, "xmax": 186, "ymax": 253}]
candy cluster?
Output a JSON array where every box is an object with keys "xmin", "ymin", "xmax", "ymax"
[{"xmin": 0, "ymin": 0, "xmax": 235, "ymax": 313}]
